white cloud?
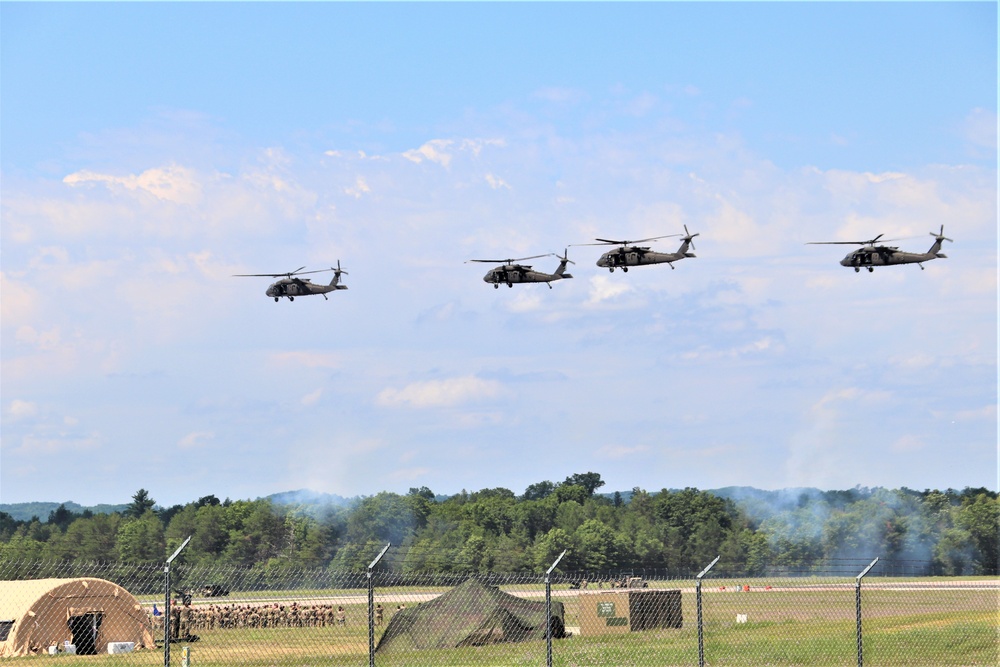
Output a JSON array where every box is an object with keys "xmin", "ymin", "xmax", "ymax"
[
  {"xmin": 14, "ymin": 432, "xmax": 101, "ymax": 455},
  {"xmin": 681, "ymin": 337, "xmax": 782, "ymax": 361},
  {"xmin": 344, "ymin": 176, "xmax": 371, "ymax": 198},
  {"xmin": 459, "ymin": 138, "xmax": 505, "ymax": 156},
  {"xmin": 586, "ymin": 275, "xmax": 632, "ymax": 304},
  {"xmin": 812, "ymin": 387, "xmax": 892, "ymax": 413},
  {"xmin": 485, "ymin": 173, "xmax": 510, "ymax": 190},
  {"xmin": 0, "ymin": 272, "xmax": 39, "ymax": 326},
  {"xmin": 507, "ymin": 291, "xmax": 543, "ymax": 313},
  {"xmin": 705, "ymin": 197, "xmax": 759, "ymax": 249},
  {"xmin": 178, "ymin": 431, "xmax": 214, "ymax": 449},
  {"xmin": 935, "ymin": 404, "xmax": 997, "ymax": 422},
  {"xmin": 64, "ymin": 164, "xmax": 202, "ymax": 204},
  {"xmin": 377, "ymin": 376, "xmax": 504, "ymax": 408},
  {"xmin": 785, "ymin": 387, "xmax": 896, "ymax": 487},
  {"xmin": 402, "ymin": 140, "xmax": 454, "ymax": 167},
  {"xmin": 301, "ymin": 388, "xmax": 323, "ymax": 406},
  {"xmin": 8, "ymin": 400, "xmax": 38, "ymax": 420},
  {"xmin": 888, "ymin": 353, "xmax": 937, "ymax": 370}
]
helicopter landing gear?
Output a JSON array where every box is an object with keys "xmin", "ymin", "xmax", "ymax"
[
  {"xmin": 609, "ymin": 268, "xmax": 614, "ymax": 273},
  {"xmin": 507, "ymin": 283, "xmax": 513, "ymax": 288},
  {"xmin": 622, "ymin": 267, "xmax": 628, "ymax": 272},
  {"xmin": 494, "ymin": 284, "xmax": 499, "ymax": 289},
  {"xmin": 274, "ymin": 297, "xmax": 280, "ymax": 301},
  {"xmin": 867, "ymin": 267, "xmax": 873, "ymax": 273},
  {"xmin": 289, "ymin": 296, "xmax": 294, "ymax": 300},
  {"xmin": 855, "ymin": 267, "xmax": 860, "ymax": 273}
]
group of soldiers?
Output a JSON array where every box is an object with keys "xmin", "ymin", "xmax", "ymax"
[
  {"xmin": 569, "ymin": 576, "xmax": 648, "ymax": 590},
  {"xmin": 160, "ymin": 601, "xmax": 351, "ymax": 638}
]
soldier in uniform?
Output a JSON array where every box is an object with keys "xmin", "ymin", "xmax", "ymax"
[
  {"xmin": 375, "ymin": 604, "xmax": 384, "ymax": 626},
  {"xmin": 170, "ymin": 601, "xmax": 181, "ymax": 641},
  {"xmin": 178, "ymin": 601, "xmax": 192, "ymax": 641},
  {"xmin": 336, "ymin": 606, "xmax": 346, "ymax": 626}
]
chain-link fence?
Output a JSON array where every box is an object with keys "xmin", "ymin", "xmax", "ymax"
[{"xmin": 1, "ymin": 556, "xmax": 996, "ymax": 665}]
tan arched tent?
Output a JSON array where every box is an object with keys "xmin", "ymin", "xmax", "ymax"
[{"xmin": 0, "ymin": 577, "xmax": 155, "ymax": 657}]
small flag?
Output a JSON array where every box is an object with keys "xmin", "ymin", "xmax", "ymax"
[{"xmin": 152, "ymin": 605, "xmax": 162, "ymax": 617}]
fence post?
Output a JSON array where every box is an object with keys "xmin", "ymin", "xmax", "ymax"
[
  {"xmin": 856, "ymin": 557, "xmax": 879, "ymax": 667},
  {"xmin": 367, "ymin": 543, "xmax": 391, "ymax": 667},
  {"xmin": 545, "ymin": 550, "xmax": 567, "ymax": 667},
  {"xmin": 163, "ymin": 536, "xmax": 191, "ymax": 667},
  {"xmin": 695, "ymin": 555, "xmax": 720, "ymax": 667}
]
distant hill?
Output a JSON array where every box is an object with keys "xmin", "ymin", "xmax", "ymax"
[
  {"xmin": 0, "ymin": 501, "xmax": 128, "ymax": 523},
  {"xmin": 264, "ymin": 489, "xmax": 352, "ymax": 507},
  {"xmin": 0, "ymin": 491, "xmax": 353, "ymax": 524},
  {"xmin": 1, "ymin": 486, "xmax": 876, "ymax": 524}
]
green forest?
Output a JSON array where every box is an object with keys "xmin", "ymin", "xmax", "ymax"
[{"xmin": 1, "ymin": 474, "xmax": 996, "ymax": 577}]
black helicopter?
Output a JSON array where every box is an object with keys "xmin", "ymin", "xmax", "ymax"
[
  {"xmin": 468, "ymin": 250, "xmax": 574, "ymax": 288},
  {"xmin": 808, "ymin": 226, "xmax": 952, "ymax": 272},
  {"xmin": 574, "ymin": 226, "xmax": 699, "ymax": 272},
  {"xmin": 234, "ymin": 262, "xmax": 348, "ymax": 301}
]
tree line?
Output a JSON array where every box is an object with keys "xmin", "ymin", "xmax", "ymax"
[{"xmin": 1, "ymin": 474, "xmax": 996, "ymax": 577}]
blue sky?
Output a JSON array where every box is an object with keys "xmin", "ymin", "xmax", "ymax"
[{"xmin": 2, "ymin": 2, "xmax": 996, "ymax": 507}]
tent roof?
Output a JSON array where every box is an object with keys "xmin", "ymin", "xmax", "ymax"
[
  {"xmin": 0, "ymin": 577, "xmax": 154, "ymax": 658},
  {"xmin": 376, "ymin": 578, "xmax": 563, "ymax": 652},
  {"xmin": 0, "ymin": 578, "xmax": 123, "ymax": 620}
]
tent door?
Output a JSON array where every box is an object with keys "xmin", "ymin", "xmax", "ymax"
[{"xmin": 67, "ymin": 613, "xmax": 102, "ymax": 655}]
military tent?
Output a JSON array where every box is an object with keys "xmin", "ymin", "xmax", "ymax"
[
  {"xmin": 375, "ymin": 578, "xmax": 564, "ymax": 652},
  {"xmin": 0, "ymin": 578, "xmax": 155, "ymax": 657}
]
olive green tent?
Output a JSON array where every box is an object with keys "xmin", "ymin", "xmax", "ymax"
[
  {"xmin": 0, "ymin": 578, "xmax": 155, "ymax": 657},
  {"xmin": 376, "ymin": 578, "xmax": 564, "ymax": 652}
]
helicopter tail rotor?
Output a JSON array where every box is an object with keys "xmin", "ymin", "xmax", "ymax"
[
  {"xmin": 329, "ymin": 261, "xmax": 349, "ymax": 289},
  {"xmin": 681, "ymin": 224, "xmax": 699, "ymax": 252},
  {"xmin": 930, "ymin": 225, "xmax": 953, "ymax": 243},
  {"xmin": 555, "ymin": 249, "xmax": 575, "ymax": 278},
  {"xmin": 928, "ymin": 225, "xmax": 952, "ymax": 258}
]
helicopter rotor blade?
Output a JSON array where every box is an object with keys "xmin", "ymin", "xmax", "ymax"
[
  {"xmin": 232, "ymin": 266, "xmax": 332, "ymax": 278},
  {"xmin": 807, "ymin": 234, "xmax": 907, "ymax": 247},
  {"xmin": 467, "ymin": 253, "xmax": 552, "ymax": 264},
  {"xmin": 578, "ymin": 234, "xmax": 679, "ymax": 247}
]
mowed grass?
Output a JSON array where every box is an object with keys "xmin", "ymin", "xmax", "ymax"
[{"xmin": 14, "ymin": 585, "xmax": 997, "ymax": 666}]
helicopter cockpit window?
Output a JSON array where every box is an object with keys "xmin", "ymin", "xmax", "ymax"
[{"xmin": 0, "ymin": 620, "xmax": 14, "ymax": 641}]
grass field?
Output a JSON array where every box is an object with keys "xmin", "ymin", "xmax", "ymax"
[{"xmin": 15, "ymin": 580, "xmax": 998, "ymax": 666}]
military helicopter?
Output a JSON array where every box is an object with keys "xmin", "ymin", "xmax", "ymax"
[
  {"xmin": 574, "ymin": 226, "xmax": 699, "ymax": 272},
  {"xmin": 467, "ymin": 250, "xmax": 574, "ymax": 288},
  {"xmin": 807, "ymin": 226, "xmax": 952, "ymax": 272},
  {"xmin": 233, "ymin": 262, "xmax": 348, "ymax": 301}
]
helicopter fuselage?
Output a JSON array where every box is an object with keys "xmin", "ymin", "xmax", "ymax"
[
  {"xmin": 839, "ymin": 236, "xmax": 949, "ymax": 272},
  {"xmin": 479, "ymin": 254, "xmax": 574, "ymax": 289},
  {"xmin": 265, "ymin": 275, "xmax": 348, "ymax": 301},
  {"xmin": 597, "ymin": 245, "xmax": 695, "ymax": 272},
  {"xmin": 482, "ymin": 266, "xmax": 572, "ymax": 288}
]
